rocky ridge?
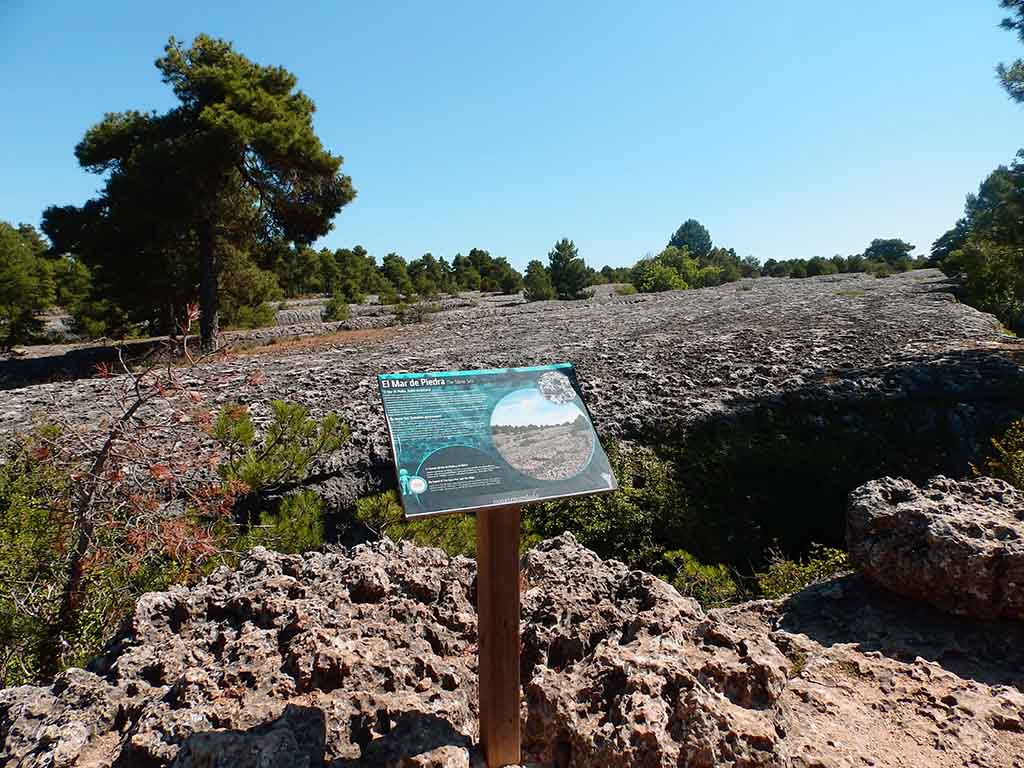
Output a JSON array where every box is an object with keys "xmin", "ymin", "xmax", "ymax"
[
  {"xmin": 2, "ymin": 529, "xmax": 1023, "ymax": 767},
  {"xmin": 1, "ymin": 270, "xmax": 1022, "ymax": 511}
]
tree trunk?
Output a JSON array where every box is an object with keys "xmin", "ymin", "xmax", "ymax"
[{"xmin": 198, "ymin": 218, "xmax": 219, "ymax": 351}]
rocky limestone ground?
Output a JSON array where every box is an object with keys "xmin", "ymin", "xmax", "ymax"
[
  {"xmin": 848, "ymin": 475, "xmax": 1024, "ymax": 620},
  {"xmin": 2, "ymin": 531, "xmax": 1023, "ymax": 768},
  {"xmin": 1, "ymin": 270, "xmax": 1022, "ymax": 510}
]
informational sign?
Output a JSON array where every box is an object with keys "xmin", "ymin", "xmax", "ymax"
[{"xmin": 378, "ymin": 363, "xmax": 617, "ymax": 518}]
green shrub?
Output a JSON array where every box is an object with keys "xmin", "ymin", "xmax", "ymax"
[
  {"xmin": 355, "ymin": 491, "xmax": 478, "ymax": 557},
  {"xmin": 392, "ymin": 302, "xmax": 428, "ymax": 324},
  {"xmin": 944, "ymin": 239, "xmax": 1024, "ymax": 332},
  {"xmin": 214, "ymin": 400, "xmax": 348, "ymax": 493},
  {"xmin": 322, "ymin": 293, "xmax": 351, "ymax": 322},
  {"xmin": 632, "ymin": 259, "xmax": 687, "ymax": 292},
  {"xmin": 755, "ymin": 545, "xmax": 850, "ymax": 599},
  {"xmin": 219, "ymin": 246, "xmax": 283, "ymax": 329},
  {"xmin": 528, "ymin": 443, "xmax": 678, "ymax": 569},
  {"xmin": 976, "ymin": 418, "xmax": 1024, "ymax": 489},
  {"xmin": 376, "ymin": 280, "xmax": 401, "ymax": 306},
  {"xmin": 0, "ymin": 430, "xmax": 194, "ymax": 685},
  {"xmin": 614, "ymin": 284, "xmax": 637, "ymax": 296},
  {"xmin": 0, "ymin": 222, "xmax": 55, "ymax": 347},
  {"xmin": 354, "ymin": 491, "xmax": 543, "ymax": 557},
  {"xmin": 71, "ymin": 296, "xmax": 140, "ymax": 339},
  {"xmin": 229, "ymin": 302, "xmax": 276, "ymax": 329},
  {"xmin": 0, "ymin": 400, "xmax": 342, "ymax": 685},
  {"xmin": 237, "ymin": 490, "xmax": 325, "ymax": 554},
  {"xmin": 523, "ymin": 260, "xmax": 556, "ymax": 301},
  {"xmin": 663, "ymin": 550, "xmax": 740, "ymax": 607},
  {"xmin": 0, "ymin": 435, "xmax": 71, "ymax": 685}
]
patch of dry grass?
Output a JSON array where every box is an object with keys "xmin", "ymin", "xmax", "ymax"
[{"xmin": 224, "ymin": 327, "xmax": 399, "ymax": 359}]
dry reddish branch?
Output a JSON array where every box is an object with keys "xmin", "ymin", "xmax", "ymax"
[{"xmin": 34, "ymin": 310, "xmax": 263, "ymax": 677}]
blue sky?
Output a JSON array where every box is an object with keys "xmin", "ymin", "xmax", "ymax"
[
  {"xmin": 2, "ymin": 1, "xmax": 1021, "ymax": 268},
  {"xmin": 492, "ymin": 390, "xmax": 583, "ymax": 428}
]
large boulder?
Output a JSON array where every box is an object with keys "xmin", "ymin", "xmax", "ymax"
[{"xmin": 847, "ymin": 475, "xmax": 1024, "ymax": 620}]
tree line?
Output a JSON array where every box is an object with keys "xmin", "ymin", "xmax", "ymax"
[
  {"xmin": 924, "ymin": 0, "xmax": 1024, "ymax": 334},
  {"xmin": 4, "ymin": 6, "xmax": 1024, "ymax": 349}
]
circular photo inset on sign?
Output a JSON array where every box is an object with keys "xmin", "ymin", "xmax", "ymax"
[
  {"xmin": 490, "ymin": 387, "xmax": 594, "ymax": 481},
  {"xmin": 408, "ymin": 476, "xmax": 428, "ymax": 494}
]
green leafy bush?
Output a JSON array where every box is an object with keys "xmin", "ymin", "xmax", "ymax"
[
  {"xmin": 523, "ymin": 260, "xmax": 556, "ymax": 301},
  {"xmin": 322, "ymin": 293, "xmax": 351, "ymax": 322},
  {"xmin": 755, "ymin": 545, "xmax": 850, "ymax": 599},
  {"xmin": 355, "ymin": 491, "xmax": 479, "ymax": 557},
  {"xmin": 377, "ymin": 281, "xmax": 401, "ymax": 305},
  {"xmin": 0, "ymin": 221, "xmax": 55, "ymax": 346},
  {"xmin": 229, "ymin": 302, "xmax": 276, "ymax": 329},
  {"xmin": 392, "ymin": 302, "xmax": 428, "ymax": 324},
  {"xmin": 663, "ymin": 550, "xmax": 740, "ymax": 607},
  {"xmin": 1, "ymin": 399, "xmax": 343, "ymax": 685},
  {"xmin": 0, "ymin": 430, "xmax": 194, "ymax": 685},
  {"xmin": 0, "ymin": 434, "xmax": 71, "ymax": 685},
  {"xmin": 236, "ymin": 490, "xmax": 325, "ymax": 554},
  {"xmin": 614, "ymin": 284, "xmax": 637, "ymax": 296},
  {"xmin": 528, "ymin": 443, "xmax": 678, "ymax": 570},
  {"xmin": 632, "ymin": 259, "xmax": 687, "ymax": 292},
  {"xmin": 214, "ymin": 400, "xmax": 348, "ymax": 493},
  {"xmin": 219, "ymin": 245, "xmax": 284, "ymax": 329},
  {"xmin": 944, "ymin": 239, "xmax": 1024, "ymax": 331},
  {"xmin": 976, "ymin": 417, "xmax": 1024, "ymax": 489}
]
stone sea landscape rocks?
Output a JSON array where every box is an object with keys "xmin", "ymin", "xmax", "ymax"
[
  {"xmin": 2, "ymin": 533, "xmax": 1023, "ymax": 767},
  {"xmin": 2, "ymin": 270, "xmax": 1022, "ymax": 510},
  {"xmin": 2, "ymin": 270, "xmax": 1024, "ymax": 766}
]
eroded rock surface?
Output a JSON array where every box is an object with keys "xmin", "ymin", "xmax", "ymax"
[
  {"xmin": 848, "ymin": 475, "xmax": 1024, "ymax": 620},
  {"xmin": 1, "ymin": 271, "xmax": 1022, "ymax": 512},
  {"xmin": 3, "ymin": 534, "xmax": 1022, "ymax": 767}
]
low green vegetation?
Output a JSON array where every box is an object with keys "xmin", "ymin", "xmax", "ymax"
[
  {"xmin": 523, "ymin": 260, "xmax": 556, "ymax": 301},
  {"xmin": 755, "ymin": 545, "xmax": 850, "ymax": 599},
  {"xmin": 760, "ymin": 239, "xmax": 925, "ymax": 281},
  {"xmin": 0, "ymin": 400, "xmax": 344, "ymax": 686},
  {"xmin": 214, "ymin": 400, "xmax": 348, "ymax": 493},
  {"xmin": 322, "ymin": 293, "xmax": 351, "ymax": 322},
  {"xmin": 353, "ymin": 491, "xmax": 539, "ymax": 557},
  {"xmin": 663, "ymin": 550, "xmax": 739, "ymax": 607},
  {"xmin": 354, "ymin": 435, "xmax": 862, "ymax": 610},
  {"xmin": 976, "ymin": 417, "xmax": 1024, "ymax": 489},
  {"xmin": 0, "ymin": 222, "xmax": 80, "ymax": 347}
]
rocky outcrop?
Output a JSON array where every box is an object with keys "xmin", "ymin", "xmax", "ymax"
[
  {"xmin": 2, "ymin": 270, "xmax": 1022, "ymax": 514},
  {"xmin": 3, "ymin": 534, "xmax": 1023, "ymax": 767},
  {"xmin": 848, "ymin": 475, "xmax": 1024, "ymax": 620}
]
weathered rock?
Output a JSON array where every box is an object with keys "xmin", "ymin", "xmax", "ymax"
[
  {"xmin": 2, "ymin": 270, "xmax": 1023, "ymax": 515},
  {"xmin": 848, "ymin": 475, "xmax": 1024, "ymax": 620},
  {"xmin": 3, "ymin": 534, "xmax": 1023, "ymax": 767}
]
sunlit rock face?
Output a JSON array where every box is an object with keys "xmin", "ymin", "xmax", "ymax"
[
  {"xmin": 3, "ymin": 532, "xmax": 1024, "ymax": 767},
  {"xmin": 2, "ymin": 270, "xmax": 1022, "ymax": 516},
  {"xmin": 848, "ymin": 474, "xmax": 1024, "ymax": 620}
]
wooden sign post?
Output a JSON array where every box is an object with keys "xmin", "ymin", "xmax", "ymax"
[
  {"xmin": 476, "ymin": 504, "xmax": 522, "ymax": 767},
  {"xmin": 377, "ymin": 364, "xmax": 619, "ymax": 768}
]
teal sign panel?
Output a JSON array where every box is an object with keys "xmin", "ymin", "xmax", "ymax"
[{"xmin": 378, "ymin": 363, "xmax": 617, "ymax": 518}]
